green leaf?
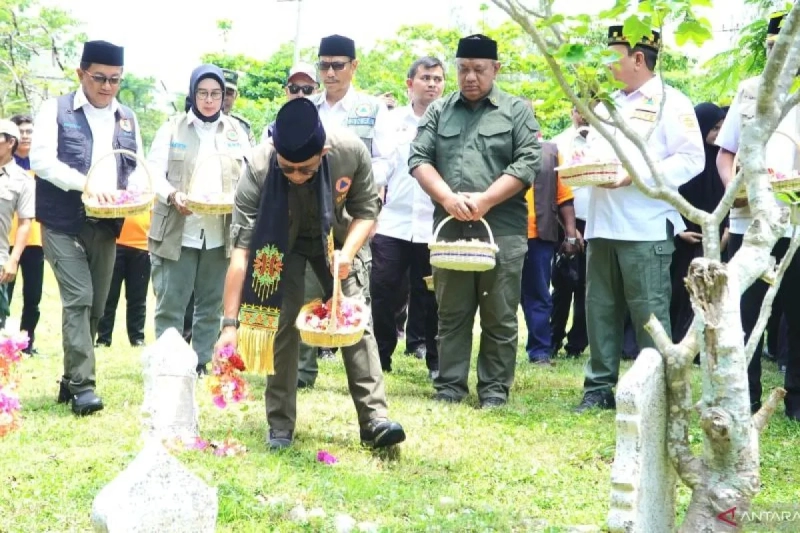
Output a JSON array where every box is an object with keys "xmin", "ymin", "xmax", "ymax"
[
  {"xmin": 563, "ymin": 44, "xmax": 587, "ymax": 64},
  {"xmin": 622, "ymin": 15, "xmax": 654, "ymax": 48},
  {"xmin": 675, "ymin": 19, "xmax": 714, "ymax": 47}
]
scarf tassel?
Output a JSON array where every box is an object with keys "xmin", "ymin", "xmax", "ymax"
[{"xmin": 238, "ymin": 324, "xmax": 276, "ymax": 376}]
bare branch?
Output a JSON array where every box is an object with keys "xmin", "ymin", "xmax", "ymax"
[
  {"xmin": 744, "ymin": 226, "xmax": 800, "ymax": 363},
  {"xmin": 753, "ymin": 388, "xmax": 788, "ymax": 433},
  {"xmin": 766, "ymin": 7, "xmax": 800, "ymax": 115}
]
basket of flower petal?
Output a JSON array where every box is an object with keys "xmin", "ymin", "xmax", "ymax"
[
  {"xmin": 82, "ymin": 149, "xmax": 154, "ymax": 218},
  {"xmin": 733, "ymin": 131, "xmax": 800, "ymax": 199},
  {"xmin": 423, "ymin": 275, "xmax": 434, "ymax": 291},
  {"xmin": 295, "ymin": 254, "xmax": 368, "ymax": 348},
  {"xmin": 185, "ymin": 152, "xmax": 241, "ymax": 215},
  {"xmin": 555, "ymin": 148, "xmax": 620, "ymax": 187},
  {"xmin": 429, "ymin": 216, "xmax": 499, "ymax": 272}
]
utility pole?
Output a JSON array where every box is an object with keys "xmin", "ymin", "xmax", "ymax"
[{"xmin": 277, "ymin": 0, "xmax": 304, "ymax": 64}]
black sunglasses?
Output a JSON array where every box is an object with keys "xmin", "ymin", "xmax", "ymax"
[
  {"xmin": 317, "ymin": 61, "xmax": 351, "ymax": 72},
  {"xmin": 287, "ymin": 84, "xmax": 315, "ymax": 95}
]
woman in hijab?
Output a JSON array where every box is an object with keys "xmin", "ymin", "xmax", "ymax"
[{"xmin": 670, "ymin": 102, "xmax": 727, "ymax": 343}]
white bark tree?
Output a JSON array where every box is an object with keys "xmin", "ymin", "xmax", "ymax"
[{"xmin": 490, "ymin": 0, "xmax": 800, "ymax": 530}]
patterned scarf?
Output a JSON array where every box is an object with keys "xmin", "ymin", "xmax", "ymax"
[{"xmin": 237, "ymin": 153, "xmax": 334, "ymax": 374}]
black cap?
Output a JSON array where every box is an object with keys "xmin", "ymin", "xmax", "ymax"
[
  {"xmin": 81, "ymin": 40, "xmax": 124, "ymax": 67},
  {"xmin": 456, "ymin": 34, "xmax": 498, "ymax": 60},
  {"xmin": 319, "ymin": 34, "xmax": 356, "ymax": 58},
  {"xmin": 272, "ymin": 98, "xmax": 327, "ymax": 163},
  {"xmin": 222, "ymin": 69, "xmax": 239, "ymax": 89},
  {"xmin": 767, "ymin": 13, "xmax": 785, "ymax": 40},
  {"xmin": 607, "ymin": 25, "xmax": 660, "ymax": 52}
]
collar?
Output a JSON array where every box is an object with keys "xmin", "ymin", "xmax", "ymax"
[
  {"xmin": 187, "ymin": 109, "xmax": 220, "ymax": 128},
  {"xmin": 321, "ymin": 85, "xmax": 357, "ymax": 111},
  {"xmin": 617, "ymin": 75, "xmax": 661, "ymax": 100},
  {"xmin": 457, "ymin": 84, "xmax": 500, "ymax": 108},
  {"xmin": 0, "ymin": 159, "xmax": 16, "ymax": 177},
  {"xmin": 73, "ymin": 89, "xmax": 119, "ymax": 113}
]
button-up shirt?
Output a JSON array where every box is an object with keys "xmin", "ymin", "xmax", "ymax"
[
  {"xmin": 29, "ymin": 89, "xmax": 147, "ymax": 193},
  {"xmin": 408, "ymin": 85, "xmax": 542, "ymax": 237},
  {"xmin": 716, "ymin": 75, "xmax": 797, "ymax": 237},
  {"xmin": 147, "ymin": 110, "xmax": 225, "ymax": 250},
  {"xmin": 585, "ymin": 76, "xmax": 705, "ymax": 241},
  {"xmin": 552, "ymin": 126, "xmax": 589, "ymax": 221},
  {"xmin": 0, "ymin": 160, "xmax": 35, "ymax": 264},
  {"xmin": 317, "ymin": 86, "xmax": 395, "ymax": 189},
  {"xmin": 376, "ymin": 105, "xmax": 435, "ymax": 243}
]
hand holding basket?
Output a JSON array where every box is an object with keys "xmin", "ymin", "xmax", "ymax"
[
  {"xmin": 82, "ymin": 149, "xmax": 154, "ymax": 218},
  {"xmin": 185, "ymin": 152, "xmax": 241, "ymax": 215},
  {"xmin": 429, "ymin": 216, "xmax": 499, "ymax": 272}
]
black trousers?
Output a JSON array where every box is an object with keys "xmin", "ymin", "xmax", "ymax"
[
  {"xmin": 184, "ymin": 293, "xmax": 194, "ymax": 343},
  {"xmin": 96, "ymin": 245, "xmax": 150, "ymax": 345},
  {"xmin": 370, "ymin": 234, "xmax": 438, "ymax": 372},
  {"xmin": 669, "ymin": 237, "xmax": 703, "ymax": 342},
  {"xmin": 8, "ymin": 245, "xmax": 44, "ymax": 350},
  {"xmin": 550, "ymin": 219, "xmax": 588, "ymax": 355},
  {"xmin": 729, "ymin": 233, "xmax": 800, "ymax": 413}
]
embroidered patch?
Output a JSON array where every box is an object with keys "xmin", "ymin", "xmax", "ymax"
[
  {"xmin": 226, "ymin": 129, "xmax": 239, "ymax": 141},
  {"xmin": 679, "ymin": 113, "xmax": 700, "ymax": 132},
  {"xmin": 632, "ymin": 108, "xmax": 657, "ymax": 122},
  {"xmin": 335, "ymin": 176, "xmax": 352, "ymax": 193},
  {"xmin": 252, "ymin": 245, "xmax": 284, "ymax": 300},
  {"xmin": 119, "ymin": 118, "xmax": 132, "ymax": 132},
  {"xmin": 239, "ymin": 305, "xmax": 281, "ymax": 329},
  {"xmin": 355, "ymin": 103, "xmax": 373, "ymax": 117}
]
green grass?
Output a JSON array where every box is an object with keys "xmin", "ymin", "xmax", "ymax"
[{"xmin": 0, "ymin": 266, "xmax": 797, "ymax": 532}]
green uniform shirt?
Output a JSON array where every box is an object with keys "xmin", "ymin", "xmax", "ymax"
[
  {"xmin": 232, "ymin": 127, "xmax": 381, "ymax": 258},
  {"xmin": 408, "ymin": 85, "xmax": 541, "ymax": 237}
]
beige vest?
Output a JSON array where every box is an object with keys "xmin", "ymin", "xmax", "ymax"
[{"xmin": 148, "ymin": 113, "xmax": 246, "ymax": 261}]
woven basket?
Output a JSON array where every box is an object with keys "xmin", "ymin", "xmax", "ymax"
[
  {"xmin": 555, "ymin": 161, "xmax": 620, "ymax": 187},
  {"xmin": 733, "ymin": 131, "xmax": 800, "ymax": 199},
  {"xmin": 295, "ymin": 253, "xmax": 368, "ymax": 348},
  {"xmin": 185, "ymin": 152, "xmax": 240, "ymax": 215},
  {"xmin": 423, "ymin": 275, "xmax": 434, "ymax": 291},
  {"xmin": 82, "ymin": 149, "xmax": 154, "ymax": 218},
  {"xmin": 429, "ymin": 216, "xmax": 498, "ymax": 272}
]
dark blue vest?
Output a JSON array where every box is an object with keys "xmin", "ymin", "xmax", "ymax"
[{"xmin": 36, "ymin": 92, "xmax": 138, "ymax": 236}]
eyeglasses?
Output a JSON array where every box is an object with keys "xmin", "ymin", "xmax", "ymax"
[
  {"xmin": 17, "ymin": 128, "xmax": 33, "ymax": 135},
  {"xmin": 85, "ymin": 72, "xmax": 123, "ymax": 86},
  {"xmin": 279, "ymin": 163, "xmax": 320, "ymax": 177},
  {"xmin": 287, "ymin": 84, "xmax": 315, "ymax": 95},
  {"xmin": 196, "ymin": 89, "xmax": 224, "ymax": 101},
  {"xmin": 317, "ymin": 61, "xmax": 351, "ymax": 72}
]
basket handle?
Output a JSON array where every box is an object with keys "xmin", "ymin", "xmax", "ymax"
[
  {"xmin": 731, "ymin": 129, "xmax": 800, "ymax": 192},
  {"xmin": 431, "ymin": 215, "xmax": 495, "ymax": 247},
  {"xmin": 84, "ymin": 148, "xmax": 153, "ymax": 196},
  {"xmin": 187, "ymin": 152, "xmax": 242, "ymax": 195},
  {"xmin": 327, "ymin": 252, "xmax": 342, "ymax": 333}
]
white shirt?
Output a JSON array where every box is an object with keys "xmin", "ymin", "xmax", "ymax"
[
  {"xmin": 376, "ymin": 105, "xmax": 435, "ymax": 243},
  {"xmin": 585, "ymin": 76, "xmax": 705, "ymax": 241},
  {"xmin": 551, "ymin": 126, "xmax": 590, "ymax": 221},
  {"xmin": 716, "ymin": 78, "xmax": 797, "ymax": 237},
  {"xmin": 30, "ymin": 89, "xmax": 147, "ymax": 194},
  {"xmin": 316, "ymin": 86, "xmax": 395, "ymax": 188},
  {"xmin": 147, "ymin": 110, "xmax": 226, "ymax": 250}
]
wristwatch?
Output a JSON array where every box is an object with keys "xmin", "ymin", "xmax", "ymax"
[
  {"xmin": 220, "ymin": 317, "xmax": 240, "ymax": 329},
  {"xmin": 566, "ymin": 237, "xmax": 578, "ymax": 245}
]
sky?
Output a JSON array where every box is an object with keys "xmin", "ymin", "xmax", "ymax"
[{"xmin": 39, "ymin": 0, "xmax": 753, "ymax": 94}]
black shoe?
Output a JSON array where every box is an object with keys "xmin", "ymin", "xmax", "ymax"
[
  {"xmin": 71, "ymin": 390, "xmax": 104, "ymax": 416},
  {"xmin": 405, "ymin": 346, "xmax": 426, "ymax": 359},
  {"xmin": 565, "ymin": 350, "xmax": 583, "ymax": 359},
  {"xmin": 574, "ymin": 390, "xmax": 616, "ymax": 413},
  {"xmin": 57, "ymin": 381, "xmax": 71, "ymax": 404},
  {"xmin": 131, "ymin": 339, "xmax": 145, "ymax": 347},
  {"xmin": 530, "ymin": 357, "xmax": 555, "ymax": 367},
  {"xmin": 318, "ymin": 348, "xmax": 336, "ymax": 360},
  {"xmin": 95, "ymin": 340, "xmax": 111, "ymax": 348},
  {"xmin": 751, "ymin": 401, "xmax": 762, "ymax": 414},
  {"xmin": 268, "ymin": 429, "xmax": 294, "ymax": 450},
  {"xmin": 787, "ymin": 411, "xmax": 800, "ymax": 422},
  {"xmin": 297, "ymin": 378, "xmax": 314, "ymax": 389},
  {"xmin": 480, "ymin": 397, "xmax": 507, "ymax": 409},
  {"xmin": 360, "ymin": 419, "xmax": 406, "ymax": 448},
  {"xmin": 433, "ymin": 392, "xmax": 460, "ymax": 403},
  {"xmin": 196, "ymin": 364, "xmax": 208, "ymax": 376},
  {"xmin": 23, "ymin": 347, "xmax": 39, "ymax": 357}
]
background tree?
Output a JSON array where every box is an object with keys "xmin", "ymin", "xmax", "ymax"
[
  {"xmin": 117, "ymin": 74, "xmax": 168, "ymax": 148},
  {"xmin": 490, "ymin": 0, "xmax": 799, "ymax": 531},
  {"xmin": 0, "ymin": 0, "xmax": 84, "ymax": 116}
]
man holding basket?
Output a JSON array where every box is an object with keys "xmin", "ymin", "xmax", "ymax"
[
  {"xmin": 30, "ymin": 40, "xmax": 146, "ymax": 416},
  {"xmin": 216, "ymin": 98, "xmax": 405, "ymax": 451},
  {"xmin": 409, "ymin": 34, "xmax": 542, "ymax": 408}
]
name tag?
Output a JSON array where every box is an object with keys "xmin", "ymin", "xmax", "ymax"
[
  {"xmin": 62, "ymin": 122, "xmax": 81, "ymax": 130},
  {"xmin": 170, "ymin": 142, "xmax": 187, "ymax": 150},
  {"xmin": 348, "ymin": 117, "xmax": 376, "ymax": 127},
  {"xmin": 631, "ymin": 108, "xmax": 657, "ymax": 122}
]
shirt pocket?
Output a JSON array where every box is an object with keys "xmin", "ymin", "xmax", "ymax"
[
  {"xmin": 435, "ymin": 120, "xmax": 462, "ymax": 169},
  {"xmin": 478, "ymin": 120, "xmax": 513, "ymax": 164}
]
